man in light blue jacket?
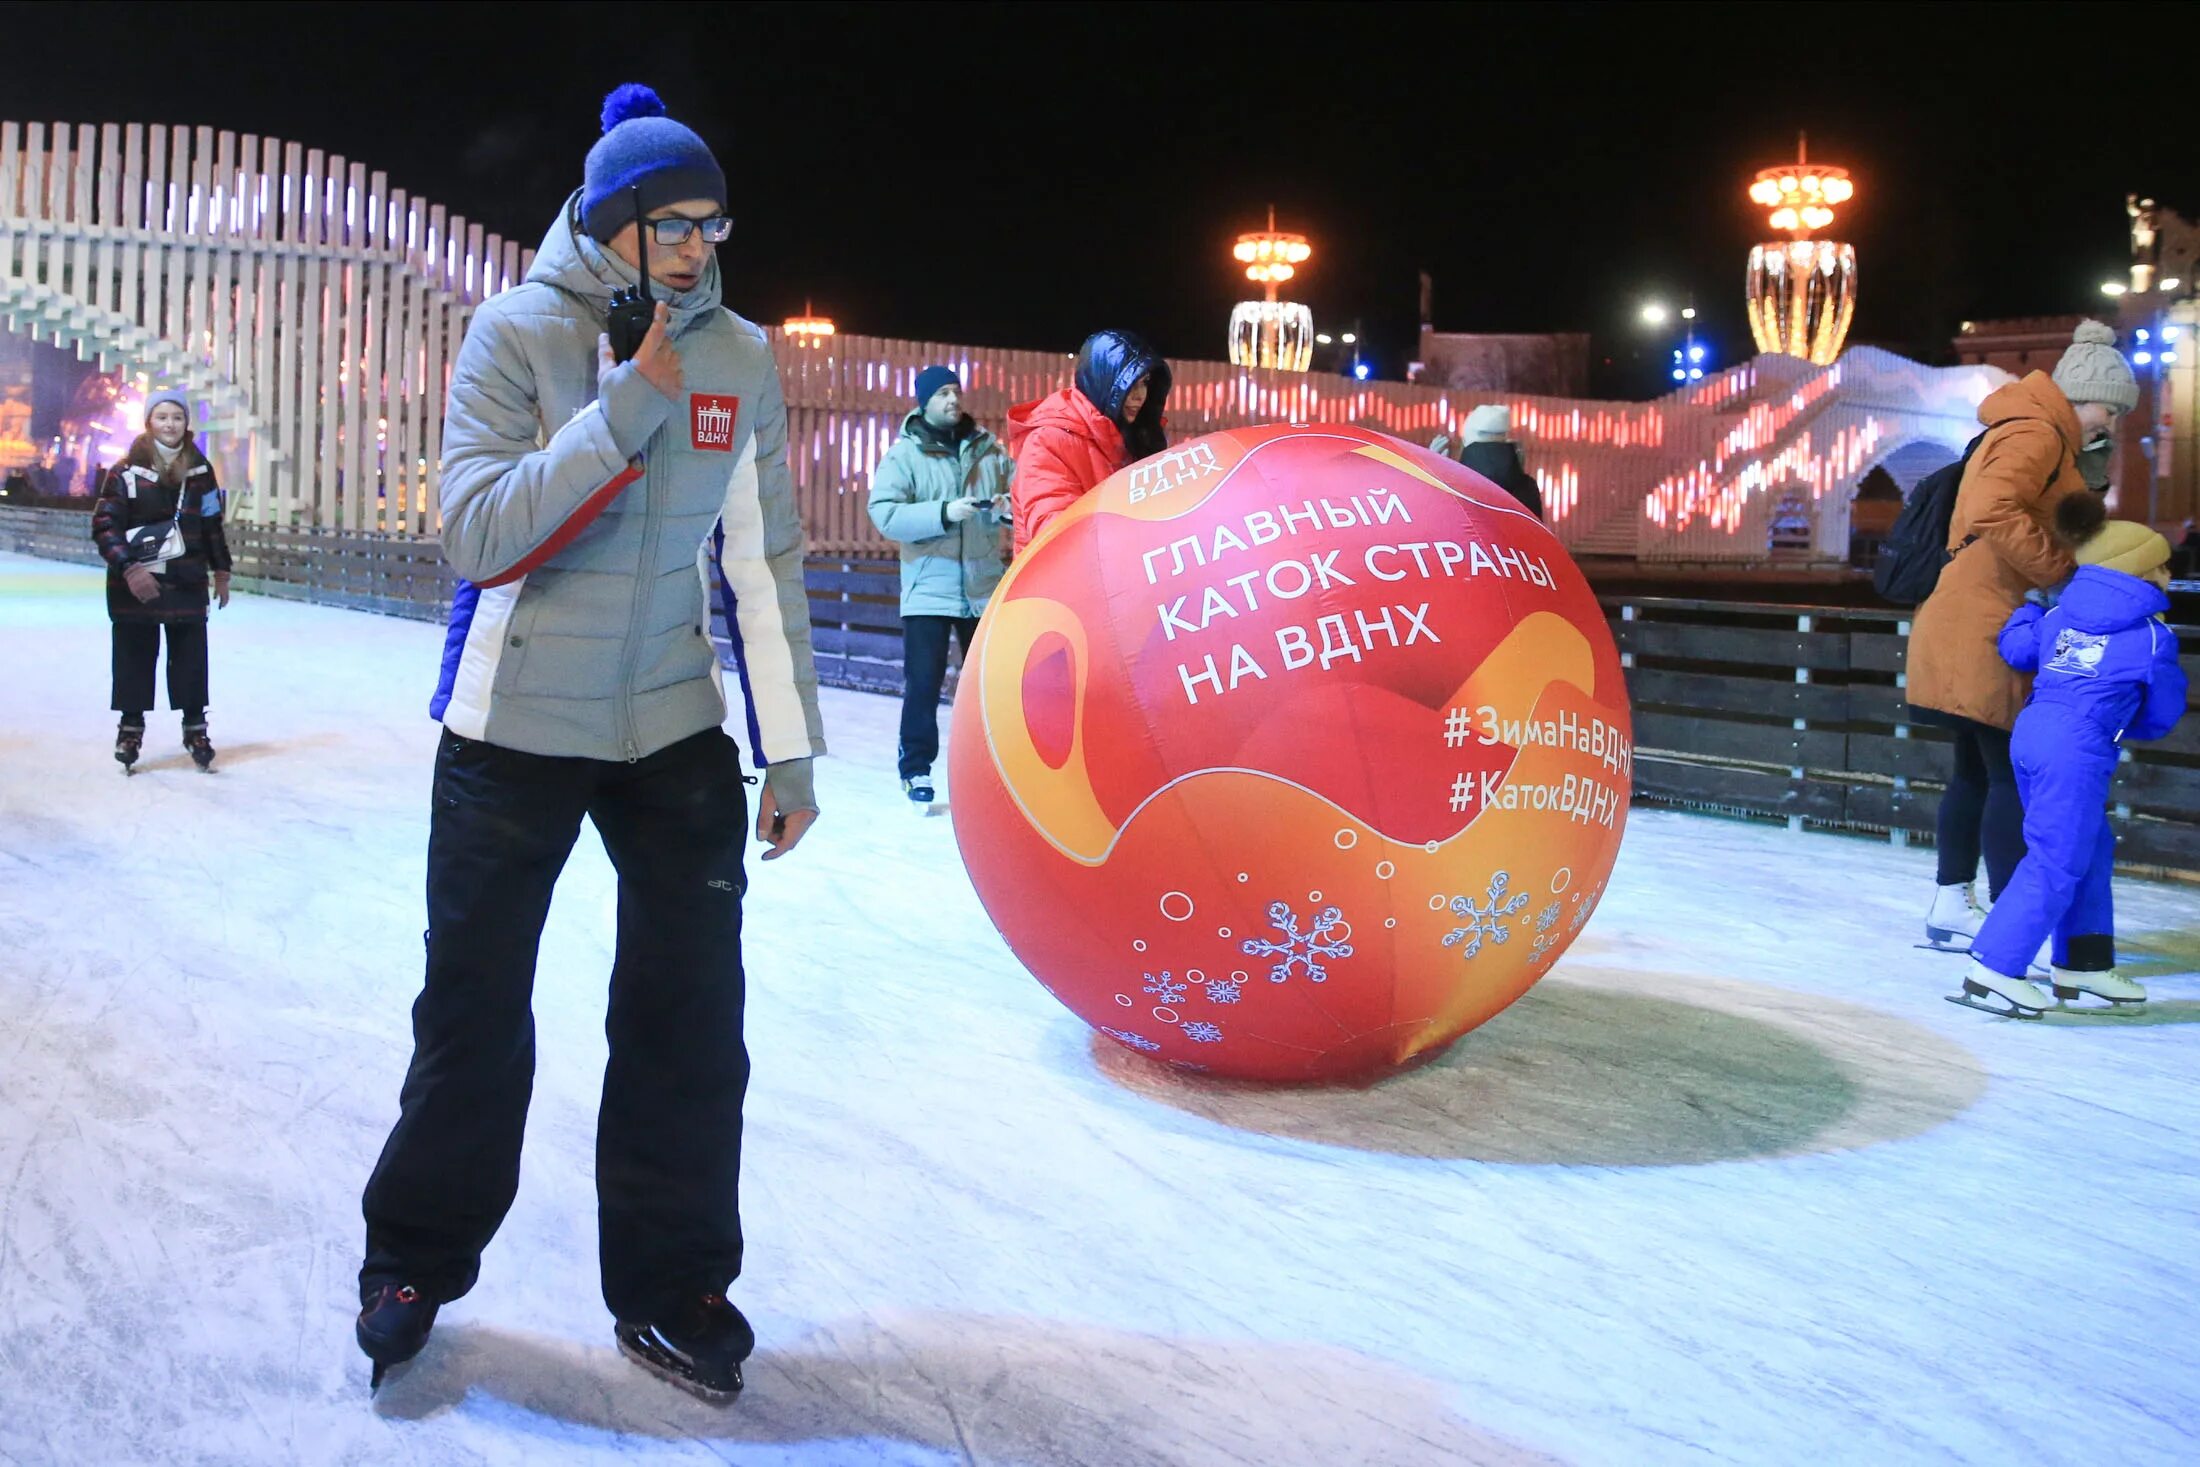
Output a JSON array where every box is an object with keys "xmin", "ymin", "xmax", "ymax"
[
  {"xmin": 356, "ymin": 85, "xmax": 824, "ymax": 1403},
  {"xmin": 866, "ymin": 365, "xmax": 1012, "ymax": 807}
]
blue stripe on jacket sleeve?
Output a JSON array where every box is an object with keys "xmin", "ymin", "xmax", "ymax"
[
  {"xmin": 429, "ymin": 579, "xmax": 481, "ymax": 721},
  {"xmin": 711, "ymin": 522, "xmax": 769, "ymax": 765}
]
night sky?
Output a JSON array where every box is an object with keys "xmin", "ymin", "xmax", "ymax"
[{"xmin": 15, "ymin": 1, "xmax": 2200, "ymax": 390}]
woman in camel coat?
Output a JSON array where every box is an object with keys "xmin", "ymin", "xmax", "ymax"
[{"xmin": 1905, "ymin": 321, "xmax": 2131, "ymax": 947}]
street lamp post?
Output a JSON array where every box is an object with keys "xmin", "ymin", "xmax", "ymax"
[
  {"xmin": 1744, "ymin": 133, "xmax": 1859, "ymax": 365},
  {"xmin": 1641, "ymin": 300, "xmax": 1710, "ymax": 390},
  {"xmin": 1228, "ymin": 208, "xmax": 1315, "ymax": 371},
  {"xmin": 2104, "ymin": 275, "xmax": 2191, "ymax": 526},
  {"xmin": 782, "ymin": 298, "xmax": 836, "ymax": 345},
  {"xmin": 1312, "ymin": 324, "xmax": 1365, "ymax": 379}
]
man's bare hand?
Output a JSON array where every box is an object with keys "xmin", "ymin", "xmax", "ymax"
[{"xmin": 756, "ymin": 785, "xmax": 817, "ymax": 861}]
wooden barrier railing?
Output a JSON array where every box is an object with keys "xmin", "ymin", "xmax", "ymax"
[
  {"xmin": 799, "ymin": 560, "xmax": 2200, "ymax": 874},
  {"xmin": 11, "ymin": 504, "xmax": 2193, "ymax": 877},
  {"xmin": 1613, "ymin": 596, "xmax": 2200, "ymax": 873},
  {"xmin": 0, "ymin": 503, "xmax": 458, "ymax": 620}
]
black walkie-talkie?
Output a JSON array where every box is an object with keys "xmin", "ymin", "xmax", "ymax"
[{"xmin": 606, "ymin": 185, "xmax": 655, "ymax": 364}]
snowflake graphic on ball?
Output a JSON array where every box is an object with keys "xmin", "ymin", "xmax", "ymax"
[
  {"xmin": 1242, "ymin": 901, "xmax": 1354, "ymax": 983},
  {"xmin": 1443, "ymin": 872, "xmax": 1531, "ymax": 960}
]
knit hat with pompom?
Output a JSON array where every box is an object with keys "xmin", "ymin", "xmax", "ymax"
[
  {"xmin": 2051, "ymin": 319, "xmax": 2139, "ymax": 413},
  {"xmin": 580, "ymin": 84, "xmax": 725, "ymax": 243}
]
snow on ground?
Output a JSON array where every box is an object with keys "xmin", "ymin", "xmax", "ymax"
[{"xmin": 2, "ymin": 549, "xmax": 2197, "ymax": 1466}]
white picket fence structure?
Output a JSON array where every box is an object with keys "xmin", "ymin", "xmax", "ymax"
[
  {"xmin": 0, "ymin": 119, "xmax": 521, "ymax": 534},
  {"xmin": 1, "ymin": 118, "xmax": 2011, "ymax": 563}
]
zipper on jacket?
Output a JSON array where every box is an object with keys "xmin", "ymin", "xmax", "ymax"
[{"xmin": 620, "ymin": 447, "xmax": 656, "ymax": 763}]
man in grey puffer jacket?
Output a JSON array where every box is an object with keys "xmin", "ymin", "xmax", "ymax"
[
  {"xmin": 357, "ymin": 85, "xmax": 823, "ymax": 1402},
  {"xmin": 867, "ymin": 365, "xmax": 1012, "ymax": 807}
]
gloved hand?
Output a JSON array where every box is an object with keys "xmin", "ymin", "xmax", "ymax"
[
  {"xmin": 1428, "ymin": 433, "xmax": 1455, "ymax": 459},
  {"xmin": 944, "ymin": 497, "xmax": 980, "ymax": 524},
  {"xmin": 213, "ymin": 571, "xmax": 231, "ymax": 609},
  {"xmin": 123, "ymin": 562, "xmax": 161, "ymax": 603}
]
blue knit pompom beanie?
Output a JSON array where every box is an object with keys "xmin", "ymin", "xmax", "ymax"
[{"xmin": 580, "ymin": 84, "xmax": 726, "ymax": 243}]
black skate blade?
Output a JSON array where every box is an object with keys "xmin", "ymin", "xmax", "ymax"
[
  {"xmin": 368, "ymin": 1353, "xmax": 424, "ymax": 1394},
  {"xmin": 1944, "ymin": 986, "xmax": 2043, "ymax": 1020},
  {"xmin": 616, "ymin": 1331, "xmax": 744, "ymax": 1404},
  {"xmin": 1915, "ymin": 941, "xmax": 1971, "ymax": 955}
]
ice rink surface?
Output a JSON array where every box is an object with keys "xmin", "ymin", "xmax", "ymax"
[{"xmin": 3, "ymin": 552, "xmax": 2196, "ymax": 1465}]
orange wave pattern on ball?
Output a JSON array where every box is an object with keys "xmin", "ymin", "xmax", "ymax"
[{"xmin": 950, "ymin": 424, "xmax": 1631, "ymax": 1081}]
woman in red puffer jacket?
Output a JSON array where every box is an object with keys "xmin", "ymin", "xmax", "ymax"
[{"xmin": 1008, "ymin": 328, "xmax": 1171, "ymax": 556}]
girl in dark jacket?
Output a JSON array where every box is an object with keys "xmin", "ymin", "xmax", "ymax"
[{"xmin": 89, "ymin": 391, "xmax": 232, "ymax": 771}]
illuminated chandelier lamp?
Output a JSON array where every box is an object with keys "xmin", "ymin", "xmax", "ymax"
[
  {"xmin": 1228, "ymin": 208, "xmax": 1315, "ymax": 372},
  {"xmin": 783, "ymin": 298, "xmax": 836, "ymax": 344},
  {"xmin": 1744, "ymin": 135, "xmax": 1858, "ymax": 366}
]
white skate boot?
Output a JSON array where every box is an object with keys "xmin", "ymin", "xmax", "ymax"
[
  {"xmin": 1946, "ymin": 959, "xmax": 2054, "ymax": 1019},
  {"xmin": 2050, "ymin": 967, "xmax": 2147, "ymax": 1009},
  {"xmin": 1922, "ymin": 883, "xmax": 1983, "ymax": 952}
]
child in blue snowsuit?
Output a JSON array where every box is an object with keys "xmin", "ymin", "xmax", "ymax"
[{"xmin": 1956, "ymin": 521, "xmax": 2187, "ymax": 1017}]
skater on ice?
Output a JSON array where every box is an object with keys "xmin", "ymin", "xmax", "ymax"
[
  {"xmin": 1948, "ymin": 515, "xmax": 2188, "ymax": 1018},
  {"xmin": 355, "ymin": 84, "xmax": 826, "ymax": 1399},
  {"xmin": 1903, "ymin": 320, "xmax": 2127, "ymax": 952},
  {"xmin": 89, "ymin": 389, "xmax": 232, "ymax": 773},
  {"xmin": 1008, "ymin": 327, "xmax": 1171, "ymax": 553},
  {"xmin": 866, "ymin": 364, "xmax": 1013, "ymax": 808},
  {"xmin": 1429, "ymin": 402, "xmax": 1545, "ymax": 519}
]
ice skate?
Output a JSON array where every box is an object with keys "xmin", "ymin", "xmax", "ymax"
[
  {"xmin": 616, "ymin": 1292, "xmax": 753, "ymax": 1403},
  {"xmin": 183, "ymin": 721, "xmax": 215, "ymax": 771},
  {"xmin": 114, "ymin": 720, "xmax": 143, "ymax": 774},
  {"xmin": 1946, "ymin": 959, "xmax": 2053, "ymax": 1019},
  {"xmin": 1920, "ymin": 882, "xmax": 1982, "ymax": 952},
  {"xmin": 901, "ymin": 773, "xmax": 935, "ymax": 812},
  {"xmin": 356, "ymin": 1283, "xmax": 439, "ymax": 1392},
  {"xmin": 2051, "ymin": 966, "xmax": 2147, "ymax": 1010}
]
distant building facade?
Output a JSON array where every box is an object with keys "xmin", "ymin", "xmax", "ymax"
[{"xmin": 1412, "ymin": 329, "xmax": 1591, "ymax": 397}]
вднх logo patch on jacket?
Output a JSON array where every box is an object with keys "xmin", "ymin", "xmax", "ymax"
[{"xmin": 691, "ymin": 394, "xmax": 740, "ymax": 452}]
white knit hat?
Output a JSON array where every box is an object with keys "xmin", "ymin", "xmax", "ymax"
[
  {"xmin": 1464, "ymin": 403, "xmax": 1512, "ymax": 441},
  {"xmin": 2052, "ymin": 320, "xmax": 2139, "ymax": 413}
]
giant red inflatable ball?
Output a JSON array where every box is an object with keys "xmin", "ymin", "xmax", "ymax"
[{"xmin": 949, "ymin": 423, "xmax": 1631, "ymax": 1082}]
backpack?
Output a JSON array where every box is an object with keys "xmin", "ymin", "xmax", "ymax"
[{"xmin": 1873, "ymin": 432, "xmax": 1986, "ymax": 606}]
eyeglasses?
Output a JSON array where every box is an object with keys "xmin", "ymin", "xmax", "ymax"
[{"xmin": 646, "ymin": 215, "xmax": 734, "ymax": 246}]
